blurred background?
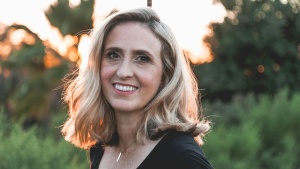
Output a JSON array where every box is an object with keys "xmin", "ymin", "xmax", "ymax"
[{"xmin": 0, "ymin": 0, "xmax": 299, "ymax": 168}]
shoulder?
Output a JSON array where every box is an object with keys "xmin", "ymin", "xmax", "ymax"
[
  {"xmin": 161, "ymin": 131, "xmax": 202, "ymax": 153},
  {"xmin": 169, "ymin": 132, "xmax": 213, "ymax": 169},
  {"xmin": 159, "ymin": 131, "xmax": 214, "ymax": 169},
  {"xmin": 167, "ymin": 131, "xmax": 200, "ymax": 146}
]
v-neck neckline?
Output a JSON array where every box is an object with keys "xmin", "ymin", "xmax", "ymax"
[
  {"xmin": 136, "ymin": 132, "xmax": 171, "ymax": 168},
  {"xmin": 93, "ymin": 132, "xmax": 172, "ymax": 169}
]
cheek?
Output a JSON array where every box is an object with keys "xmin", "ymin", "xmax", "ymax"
[
  {"xmin": 100, "ymin": 65, "xmax": 113, "ymax": 85},
  {"xmin": 139, "ymin": 69, "xmax": 163, "ymax": 90}
]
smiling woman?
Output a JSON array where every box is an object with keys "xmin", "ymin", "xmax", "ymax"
[
  {"xmin": 61, "ymin": 7, "xmax": 214, "ymax": 169},
  {"xmin": 100, "ymin": 22, "xmax": 163, "ymax": 116}
]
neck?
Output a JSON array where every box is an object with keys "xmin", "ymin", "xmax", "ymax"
[
  {"xmin": 115, "ymin": 117, "xmax": 139, "ymax": 163},
  {"xmin": 117, "ymin": 123, "xmax": 137, "ymax": 146},
  {"xmin": 115, "ymin": 111, "xmax": 141, "ymax": 145}
]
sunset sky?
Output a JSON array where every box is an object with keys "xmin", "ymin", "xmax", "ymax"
[{"xmin": 0, "ymin": 0, "xmax": 227, "ymax": 63}]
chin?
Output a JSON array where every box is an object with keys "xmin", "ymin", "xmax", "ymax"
[{"xmin": 113, "ymin": 105, "xmax": 142, "ymax": 114}]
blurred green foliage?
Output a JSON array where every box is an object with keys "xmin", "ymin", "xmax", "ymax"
[
  {"xmin": 0, "ymin": 25, "xmax": 70, "ymax": 124},
  {"xmin": 196, "ymin": 0, "xmax": 300, "ymax": 101},
  {"xmin": 0, "ymin": 0, "xmax": 95, "ymax": 123},
  {"xmin": 46, "ymin": 0, "xmax": 94, "ymax": 35},
  {"xmin": 0, "ymin": 108, "xmax": 88, "ymax": 169},
  {"xmin": 203, "ymin": 89, "xmax": 300, "ymax": 169}
]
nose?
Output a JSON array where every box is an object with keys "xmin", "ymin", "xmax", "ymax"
[{"xmin": 116, "ymin": 59, "xmax": 134, "ymax": 79}]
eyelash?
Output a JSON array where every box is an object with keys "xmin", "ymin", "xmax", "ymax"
[
  {"xmin": 106, "ymin": 51, "xmax": 120, "ymax": 59},
  {"xmin": 104, "ymin": 51, "xmax": 151, "ymax": 63},
  {"xmin": 136, "ymin": 55, "xmax": 151, "ymax": 63}
]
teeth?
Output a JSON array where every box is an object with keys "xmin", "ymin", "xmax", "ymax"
[{"xmin": 114, "ymin": 84, "xmax": 137, "ymax": 91}]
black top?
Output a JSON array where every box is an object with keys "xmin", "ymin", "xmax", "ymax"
[{"xmin": 90, "ymin": 131, "xmax": 214, "ymax": 169}]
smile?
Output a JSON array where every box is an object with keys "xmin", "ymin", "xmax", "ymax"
[{"xmin": 113, "ymin": 84, "xmax": 138, "ymax": 92}]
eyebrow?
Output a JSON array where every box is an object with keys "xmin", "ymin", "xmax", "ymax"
[
  {"xmin": 103, "ymin": 47, "xmax": 122, "ymax": 53},
  {"xmin": 133, "ymin": 50, "xmax": 154, "ymax": 58},
  {"xmin": 104, "ymin": 47, "xmax": 155, "ymax": 58}
]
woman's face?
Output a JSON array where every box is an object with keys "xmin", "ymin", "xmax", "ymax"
[{"xmin": 100, "ymin": 22, "xmax": 163, "ymax": 115}]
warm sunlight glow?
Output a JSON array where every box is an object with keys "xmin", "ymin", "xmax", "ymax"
[
  {"xmin": 153, "ymin": 0, "xmax": 226, "ymax": 64},
  {"xmin": 10, "ymin": 29, "xmax": 27, "ymax": 46},
  {"xmin": 69, "ymin": 0, "xmax": 81, "ymax": 8},
  {"xmin": 0, "ymin": 0, "xmax": 226, "ymax": 65},
  {"xmin": 44, "ymin": 54, "xmax": 61, "ymax": 68},
  {"xmin": 24, "ymin": 34, "xmax": 36, "ymax": 45},
  {"xmin": 0, "ymin": 44, "xmax": 12, "ymax": 60},
  {"xmin": 0, "ymin": 0, "xmax": 67, "ymax": 61},
  {"xmin": 68, "ymin": 46, "xmax": 79, "ymax": 62},
  {"xmin": 47, "ymin": 27, "xmax": 68, "ymax": 56},
  {"xmin": 93, "ymin": 0, "xmax": 145, "ymax": 25},
  {"xmin": 78, "ymin": 34, "xmax": 91, "ymax": 67},
  {"xmin": 93, "ymin": 0, "xmax": 226, "ymax": 64},
  {"xmin": 0, "ymin": 0, "xmax": 55, "ymax": 41},
  {"xmin": 64, "ymin": 34, "xmax": 76, "ymax": 47}
]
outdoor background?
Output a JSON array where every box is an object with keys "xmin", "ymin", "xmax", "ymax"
[{"xmin": 0, "ymin": 0, "xmax": 300, "ymax": 168}]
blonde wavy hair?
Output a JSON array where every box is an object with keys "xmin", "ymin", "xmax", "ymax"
[{"xmin": 61, "ymin": 7, "xmax": 210, "ymax": 149}]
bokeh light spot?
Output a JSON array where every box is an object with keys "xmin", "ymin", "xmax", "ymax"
[{"xmin": 257, "ymin": 65, "xmax": 265, "ymax": 73}]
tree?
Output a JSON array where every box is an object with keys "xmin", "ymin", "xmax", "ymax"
[
  {"xmin": 195, "ymin": 0, "xmax": 300, "ymax": 101},
  {"xmin": 0, "ymin": 0, "xmax": 94, "ymax": 125}
]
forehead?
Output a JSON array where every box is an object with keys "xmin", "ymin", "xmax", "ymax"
[
  {"xmin": 104, "ymin": 22, "xmax": 162, "ymax": 53},
  {"xmin": 107, "ymin": 22, "xmax": 156, "ymax": 41}
]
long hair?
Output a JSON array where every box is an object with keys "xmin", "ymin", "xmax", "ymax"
[{"xmin": 61, "ymin": 7, "xmax": 210, "ymax": 149}]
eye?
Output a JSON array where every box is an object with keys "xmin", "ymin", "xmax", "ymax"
[
  {"xmin": 136, "ymin": 55, "xmax": 151, "ymax": 63},
  {"xmin": 106, "ymin": 51, "xmax": 120, "ymax": 59}
]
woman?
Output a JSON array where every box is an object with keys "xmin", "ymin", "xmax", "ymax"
[{"xmin": 61, "ymin": 7, "xmax": 213, "ymax": 169}]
